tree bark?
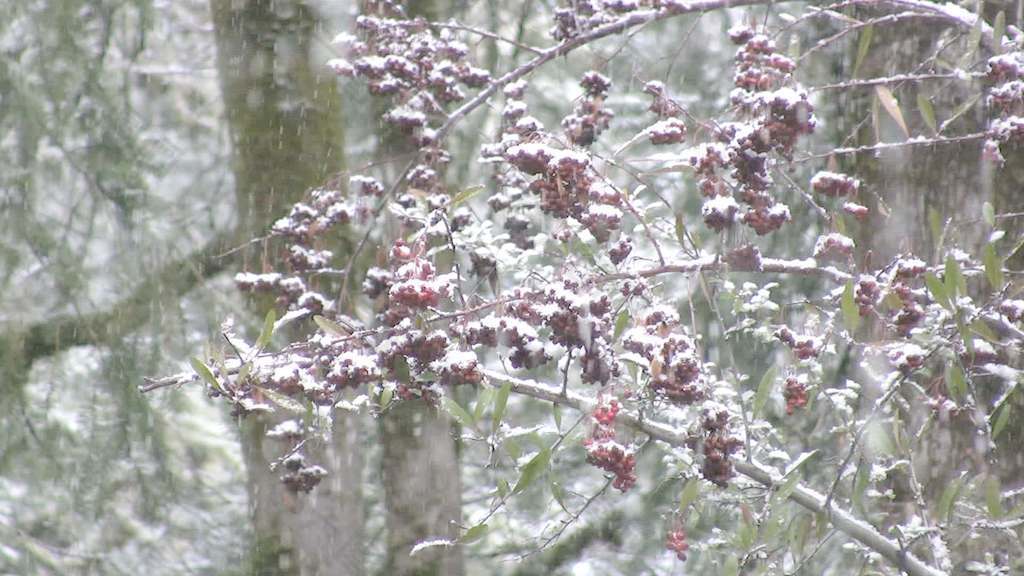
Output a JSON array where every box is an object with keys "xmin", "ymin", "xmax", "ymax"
[{"xmin": 210, "ymin": 1, "xmax": 363, "ymax": 574}]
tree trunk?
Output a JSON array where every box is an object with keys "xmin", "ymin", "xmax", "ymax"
[{"xmin": 210, "ymin": 2, "xmax": 364, "ymax": 574}]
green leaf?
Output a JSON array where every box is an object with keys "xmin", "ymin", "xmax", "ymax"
[
  {"xmin": 775, "ymin": 473, "xmax": 802, "ymax": 505},
  {"xmin": 496, "ymin": 478, "xmax": 509, "ymax": 498},
  {"xmin": 945, "ymin": 364, "xmax": 967, "ymax": 400},
  {"xmin": 379, "ymin": 386, "xmax": 394, "ymax": 409},
  {"xmin": 937, "ymin": 477, "xmax": 963, "ymax": 523},
  {"xmin": 971, "ymin": 319, "xmax": 1000, "ymax": 344},
  {"xmin": 442, "ymin": 397, "xmax": 476, "ymax": 429},
  {"xmin": 917, "ymin": 93, "xmax": 937, "ymax": 134},
  {"xmin": 853, "ymin": 24, "xmax": 874, "ymax": 78},
  {"xmin": 458, "ymin": 523, "xmax": 489, "ymax": 544},
  {"xmin": 941, "ymin": 94, "xmax": 980, "ymax": 132},
  {"xmin": 551, "ymin": 479, "xmax": 569, "ymax": 513},
  {"xmin": 255, "ymin": 386, "xmax": 306, "ymax": 413},
  {"xmin": 842, "ymin": 281, "xmax": 861, "ymax": 334},
  {"xmin": 753, "ymin": 365, "xmax": 777, "ymax": 417},
  {"xmin": 983, "ymin": 245, "xmax": 1004, "ymax": 291},
  {"xmin": 945, "ymin": 256, "xmax": 966, "ymax": 299},
  {"xmin": 985, "ymin": 476, "xmax": 1003, "ymax": 519},
  {"xmin": 450, "ymin": 185, "xmax": 484, "ymax": 209},
  {"xmin": 784, "ymin": 450, "xmax": 820, "ymax": 478},
  {"xmin": 190, "ymin": 357, "xmax": 227, "ymax": 396},
  {"xmin": 925, "ymin": 273, "xmax": 951, "ymax": 311},
  {"xmin": 679, "ymin": 477, "xmax": 701, "ymax": 514},
  {"xmin": 992, "ymin": 403, "xmax": 1012, "ymax": 440},
  {"xmin": 613, "ymin": 309, "xmax": 630, "ymax": 341},
  {"xmin": 473, "ymin": 387, "xmax": 493, "ymax": 422},
  {"xmin": 993, "ymin": 11, "xmax": 1006, "ymax": 53},
  {"xmin": 929, "ymin": 207, "xmax": 944, "ymax": 253},
  {"xmin": 492, "ymin": 382, "xmax": 511, "ymax": 431},
  {"xmin": 875, "ymin": 85, "xmax": 909, "ymax": 138},
  {"xmin": 392, "ymin": 357, "xmax": 411, "ymax": 385},
  {"xmin": 552, "ymin": 402, "xmax": 562, "ymax": 431},
  {"xmin": 983, "ymin": 201, "xmax": 996, "ymax": 228},
  {"xmin": 513, "ymin": 447, "xmax": 551, "ymax": 495},
  {"xmin": 256, "ymin": 308, "xmax": 277, "ymax": 350},
  {"xmin": 721, "ymin": 556, "xmax": 739, "ymax": 576},
  {"xmin": 313, "ymin": 315, "xmax": 350, "ymax": 337}
]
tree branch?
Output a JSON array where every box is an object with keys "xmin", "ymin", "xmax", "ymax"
[
  {"xmin": 1, "ymin": 229, "xmax": 237, "ymax": 366},
  {"xmin": 482, "ymin": 369, "xmax": 948, "ymax": 576}
]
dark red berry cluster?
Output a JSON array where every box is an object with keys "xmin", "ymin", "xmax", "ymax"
[
  {"xmin": 280, "ymin": 453, "xmax": 327, "ymax": 494},
  {"xmin": 811, "ymin": 171, "xmax": 860, "ymax": 198},
  {"xmin": 983, "ymin": 52, "xmax": 1024, "ymax": 164},
  {"xmin": 854, "ymin": 275, "xmax": 881, "ymax": 317},
  {"xmin": 774, "ymin": 326, "xmax": 820, "ymax": 360},
  {"xmin": 783, "ymin": 376, "xmax": 808, "ymax": 415},
  {"xmin": 378, "ymin": 240, "xmax": 455, "ymax": 325},
  {"xmin": 696, "ymin": 410, "xmax": 742, "ymax": 487},
  {"xmin": 665, "ymin": 528, "xmax": 690, "ymax": 561},
  {"xmin": 583, "ymin": 395, "xmax": 637, "ymax": 492},
  {"xmin": 642, "ymin": 81, "xmax": 687, "ymax": 145},
  {"xmin": 623, "ymin": 307, "xmax": 705, "ymax": 404},
  {"xmin": 562, "ymin": 71, "xmax": 614, "ymax": 146}
]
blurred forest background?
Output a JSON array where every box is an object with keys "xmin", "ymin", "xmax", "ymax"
[{"xmin": 1, "ymin": 0, "xmax": 1022, "ymax": 575}]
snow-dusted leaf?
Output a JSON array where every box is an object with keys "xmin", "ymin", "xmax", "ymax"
[
  {"xmin": 753, "ymin": 365, "xmax": 777, "ymax": 417},
  {"xmin": 442, "ymin": 396, "xmax": 476, "ymax": 430},
  {"xmin": 875, "ymin": 86, "xmax": 909, "ymax": 138},
  {"xmin": 450, "ymin": 185, "xmax": 484, "ymax": 209},
  {"xmin": 853, "ymin": 24, "xmax": 873, "ymax": 78},
  {"xmin": 313, "ymin": 315, "xmax": 350, "ymax": 337},
  {"xmin": 917, "ymin": 93, "xmax": 937, "ymax": 134},
  {"xmin": 841, "ymin": 281, "xmax": 860, "ymax": 334},
  {"xmin": 458, "ymin": 523, "xmax": 489, "ymax": 544},
  {"xmin": 982, "ymin": 201, "xmax": 996, "ymax": 228},
  {"xmin": 409, "ymin": 539, "xmax": 455, "ymax": 556},
  {"xmin": 255, "ymin": 386, "xmax": 305, "ymax": 413},
  {"xmin": 190, "ymin": 357, "xmax": 227, "ymax": 396},
  {"xmin": 983, "ymin": 245, "xmax": 1004, "ymax": 291},
  {"xmin": 784, "ymin": 450, "xmax": 820, "ymax": 478},
  {"xmin": 679, "ymin": 477, "xmax": 700, "ymax": 513},
  {"xmin": 513, "ymin": 447, "xmax": 550, "ymax": 495},
  {"xmin": 256, "ymin": 308, "xmax": 276, "ymax": 350}
]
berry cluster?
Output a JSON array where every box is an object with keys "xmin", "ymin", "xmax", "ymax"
[
  {"xmin": 665, "ymin": 528, "xmax": 690, "ymax": 561},
  {"xmin": 280, "ymin": 453, "xmax": 328, "ymax": 494},
  {"xmin": 623, "ymin": 307, "xmax": 705, "ymax": 404},
  {"xmin": 642, "ymin": 81, "xmax": 687, "ymax": 145},
  {"xmin": 379, "ymin": 240, "xmax": 456, "ymax": 325},
  {"xmin": 774, "ymin": 326, "xmax": 820, "ymax": 360},
  {"xmin": 783, "ymin": 376, "xmax": 808, "ymax": 415},
  {"xmin": 983, "ymin": 52, "xmax": 1024, "ymax": 164},
  {"xmin": 888, "ymin": 259, "xmax": 928, "ymax": 336},
  {"xmin": 813, "ymin": 232, "xmax": 855, "ymax": 262},
  {"xmin": 854, "ymin": 275, "xmax": 882, "ymax": 317},
  {"xmin": 583, "ymin": 395, "xmax": 637, "ymax": 492},
  {"xmin": 696, "ymin": 410, "xmax": 742, "ymax": 487},
  {"xmin": 562, "ymin": 71, "xmax": 615, "ymax": 146},
  {"xmin": 811, "ymin": 171, "xmax": 860, "ymax": 198}
]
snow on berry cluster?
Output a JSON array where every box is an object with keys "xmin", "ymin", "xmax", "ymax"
[
  {"xmin": 983, "ymin": 52, "xmax": 1024, "ymax": 164},
  {"xmin": 583, "ymin": 394, "xmax": 637, "ymax": 491},
  {"xmin": 622, "ymin": 306, "xmax": 706, "ymax": 404},
  {"xmin": 683, "ymin": 26, "xmax": 815, "ymax": 235},
  {"xmin": 562, "ymin": 71, "xmax": 615, "ymax": 146},
  {"xmin": 692, "ymin": 410, "xmax": 743, "ymax": 487}
]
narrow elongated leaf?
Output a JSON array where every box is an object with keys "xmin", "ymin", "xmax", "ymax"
[
  {"xmin": 255, "ymin": 386, "xmax": 305, "ymax": 413},
  {"xmin": 842, "ymin": 281, "xmax": 861, "ymax": 334},
  {"xmin": 513, "ymin": 447, "xmax": 551, "ymax": 494},
  {"xmin": 925, "ymin": 273, "xmax": 951, "ymax": 310},
  {"xmin": 875, "ymin": 85, "xmax": 909, "ymax": 138},
  {"xmin": 941, "ymin": 94, "xmax": 980, "ymax": 131},
  {"xmin": 853, "ymin": 25, "xmax": 873, "ymax": 78},
  {"xmin": 983, "ymin": 202, "xmax": 996, "ymax": 227},
  {"xmin": 492, "ymin": 382, "xmax": 511, "ymax": 431},
  {"xmin": 993, "ymin": 11, "xmax": 1007, "ymax": 49},
  {"xmin": 473, "ymin": 387, "xmax": 493, "ymax": 422},
  {"xmin": 450, "ymin": 185, "xmax": 484, "ymax": 209},
  {"xmin": 784, "ymin": 450, "xmax": 820, "ymax": 478},
  {"xmin": 917, "ymin": 93, "xmax": 937, "ymax": 134},
  {"xmin": 937, "ymin": 477, "xmax": 963, "ymax": 522},
  {"xmin": 945, "ymin": 364, "xmax": 967, "ymax": 400},
  {"xmin": 442, "ymin": 397, "xmax": 476, "ymax": 429},
  {"xmin": 256, "ymin": 308, "xmax": 277, "ymax": 350},
  {"xmin": 753, "ymin": 365, "xmax": 777, "ymax": 417},
  {"xmin": 983, "ymin": 245, "xmax": 1004, "ymax": 291},
  {"xmin": 190, "ymin": 357, "xmax": 227, "ymax": 395},
  {"xmin": 313, "ymin": 315, "xmax": 350, "ymax": 337},
  {"xmin": 458, "ymin": 523, "xmax": 489, "ymax": 544},
  {"xmin": 992, "ymin": 403, "xmax": 1012, "ymax": 440},
  {"xmin": 985, "ymin": 476, "xmax": 1003, "ymax": 518},
  {"xmin": 679, "ymin": 477, "xmax": 701, "ymax": 513},
  {"xmin": 613, "ymin": 310, "xmax": 630, "ymax": 341},
  {"xmin": 945, "ymin": 256, "xmax": 966, "ymax": 298}
]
